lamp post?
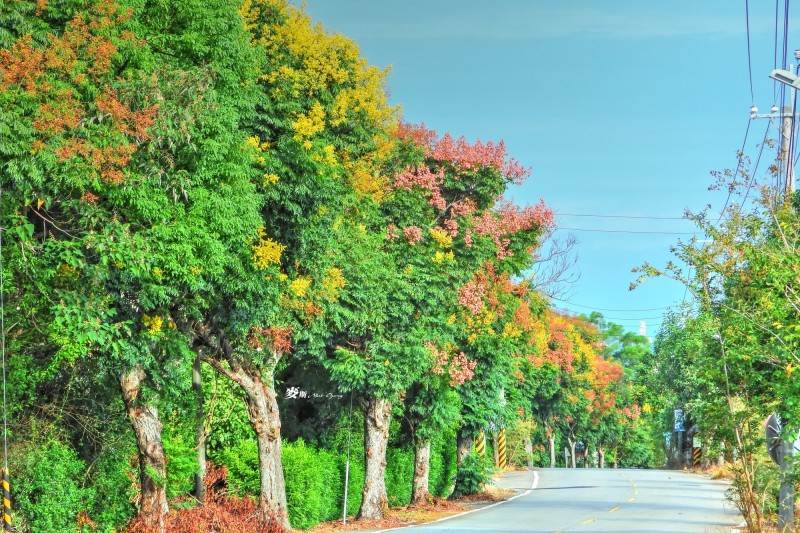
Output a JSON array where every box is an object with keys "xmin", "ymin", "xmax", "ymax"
[{"xmin": 766, "ymin": 52, "xmax": 800, "ymax": 196}]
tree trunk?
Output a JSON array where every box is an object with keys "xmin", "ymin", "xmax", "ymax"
[
  {"xmin": 358, "ymin": 395, "xmax": 392, "ymax": 520},
  {"xmin": 523, "ymin": 434, "xmax": 534, "ymax": 468},
  {"xmin": 548, "ymin": 433, "xmax": 556, "ymax": 468},
  {"xmin": 120, "ymin": 365, "xmax": 168, "ymax": 532},
  {"xmin": 598, "ymin": 445, "xmax": 605, "ymax": 469},
  {"xmin": 568, "ymin": 438, "xmax": 576, "ymax": 468},
  {"xmin": 584, "ymin": 443, "xmax": 591, "ymax": 468},
  {"xmin": 193, "ymin": 353, "xmax": 207, "ymax": 503},
  {"xmin": 456, "ymin": 429, "xmax": 472, "ymax": 464},
  {"xmin": 202, "ymin": 355, "xmax": 290, "ymax": 530},
  {"xmin": 240, "ymin": 369, "xmax": 290, "ymax": 529},
  {"xmin": 411, "ymin": 439, "xmax": 431, "ymax": 505},
  {"xmin": 613, "ymin": 445, "xmax": 619, "ymax": 468}
]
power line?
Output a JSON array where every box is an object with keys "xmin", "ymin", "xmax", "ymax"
[
  {"xmin": 552, "ymin": 307, "xmax": 664, "ymax": 321},
  {"xmin": 555, "ymin": 227, "xmax": 696, "ymax": 235},
  {"xmin": 555, "ymin": 213, "xmax": 687, "ymax": 221},
  {"xmin": 550, "ymin": 297, "xmax": 673, "ymax": 313},
  {"xmin": 746, "ymin": 0, "xmax": 755, "ymax": 104}
]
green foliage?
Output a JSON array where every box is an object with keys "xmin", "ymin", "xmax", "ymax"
[
  {"xmin": 11, "ymin": 439, "xmax": 96, "ymax": 533},
  {"xmin": 162, "ymin": 427, "xmax": 198, "ymax": 499},
  {"xmin": 385, "ymin": 448, "xmax": 414, "ymax": 507},
  {"xmin": 86, "ymin": 442, "xmax": 138, "ymax": 532},
  {"xmin": 450, "ymin": 452, "xmax": 494, "ymax": 499},
  {"xmin": 283, "ymin": 439, "xmax": 341, "ymax": 529},
  {"xmin": 220, "ymin": 439, "xmax": 260, "ymax": 497},
  {"xmin": 429, "ymin": 430, "xmax": 457, "ymax": 497}
]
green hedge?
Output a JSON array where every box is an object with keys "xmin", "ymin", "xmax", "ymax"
[
  {"xmin": 222, "ymin": 430, "xmax": 457, "ymax": 530},
  {"xmin": 12, "ymin": 439, "xmax": 96, "ymax": 533}
]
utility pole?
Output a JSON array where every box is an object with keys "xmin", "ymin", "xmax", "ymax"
[
  {"xmin": 766, "ymin": 53, "xmax": 800, "ymax": 533},
  {"xmin": 750, "ymin": 101, "xmax": 796, "ymax": 195}
]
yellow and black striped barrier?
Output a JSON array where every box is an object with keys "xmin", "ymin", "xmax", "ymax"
[
  {"xmin": 3, "ymin": 468, "xmax": 11, "ymax": 532},
  {"xmin": 474, "ymin": 431, "xmax": 485, "ymax": 455},
  {"xmin": 498, "ymin": 429, "xmax": 507, "ymax": 468},
  {"xmin": 692, "ymin": 447, "xmax": 702, "ymax": 467}
]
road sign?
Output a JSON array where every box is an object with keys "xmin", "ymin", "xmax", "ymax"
[
  {"xmin": 765, "ymin": 413, "xmax": 800, "ymax": 463},
  {"xmin": 674, "ymin": 409, "xmax": 685, "ymax": 432},
  {"xmin": 693, "ymin": 436, "xmax": 701, "ymax": 448}
]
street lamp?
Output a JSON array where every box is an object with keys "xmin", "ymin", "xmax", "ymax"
[{"xmin": 769, "ymin": 68, "xmax": 800, "ymax": 90}]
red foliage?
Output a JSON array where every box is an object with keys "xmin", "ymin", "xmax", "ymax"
[
  {"xmin": 426, "ymin": 342, "xmax": 476, "ymax": 386},
  {"xmin": 402, "ymin": 226, "xmax": 423, "ymax": 245},
  {"xmin": 247, "ymin": 325, "xmax": 293, "ymax": 355},
  {"xmin": 473, "ymin": 200, "xmax": 554, "ymax": 260},
  {"xmin": 394, "ymin": 121, "xmax": 531, "ymax": 184},
  {"xmin": 123, "ymin": 464, "xmax": 288, "ymax": 533},
  {"xmin": 1, "ymin": 0, "xmax": 155, "ymax": 187}
]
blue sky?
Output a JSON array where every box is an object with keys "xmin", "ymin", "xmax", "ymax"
[{"xmin": 301, "ymin": 1, "xmax": 794, "ymax": 335}]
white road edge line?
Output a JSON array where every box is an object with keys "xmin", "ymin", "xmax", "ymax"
[{"xmin": 371, "ymin": 470, "xmax": 540, "ymax": 533}]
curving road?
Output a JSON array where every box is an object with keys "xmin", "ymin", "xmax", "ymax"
[{"xmin": 373, "ymin": 468, "xmax": 742, "ymax": 533}]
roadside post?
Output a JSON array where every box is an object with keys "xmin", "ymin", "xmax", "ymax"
[
  {"xmin": 474, "ymin": 431, "xmax": 486, "ymax": 455},
  {"xmin": 692, "ymin": 434, "xmax": 702, "ymax": 467},
  {"xmin": 765, "ymin": 413, "xmax": 797, "ymax": 533}
]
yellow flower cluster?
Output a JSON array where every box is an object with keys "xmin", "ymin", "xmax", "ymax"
[
  {"xmin": 429, "ymin": 228, "xmax": 453, "ymax": 248},
  {"xmin": 310, "ymin": 144, "xmax": 337, "ymax": 166},
  {"xmin": 152, "ymin": 267, "xmax": 163, "ymax": 279},
  {"xmin": 321, "ymin": 267, "xmax": 346, "ymax": 301},
  {"xmin": 245, "ymin": 136, "xmax": 270, "ymax": 165},
  {"xmin": 252, "ymin": 228, "xmax": 285, "ymax": 269},
  {"xmin": 290, "ymin": 276, "xmax": 312, "ymax": 298},
  {"xmin": 292, "ymin": 102, "xmax": 326, "ymax": 143},
  {"xmin": 142, "ymin": 314, "xmax": 163, "ymax": 335},
  {"xmin": 431, "ymin": 251, "xmax": 455, "ymax": 264},
  {"xmin": 502, "ymin": 322, "xmax": 522, "ymax": 339},
  {"xmin": 263, "ymin": 173, "xmax": 279, "ymax": 186}
]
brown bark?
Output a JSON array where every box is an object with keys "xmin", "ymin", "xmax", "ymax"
[
  {"xmin": 568, "ymin": 438, "xmax": 576, "ymax": 468},
  {"xmin": 411, "ymin": 440, "xmax": 431, "ymax": 505},
  {"xmin": 196, "ymin": 321, "xmax": 290, "ymax": 531},
  {"xmin": 598, "ymin": 445, "xmax": 605, "ymax": 469},
  {"xmin": 120, "ymin": 365, "xmax": 168, "ymax": 532},
  {"xmin": 523, "ymin": 435, "xmax": 534, "ymax": 468},
  {"xmin": 202, "ymin": 356, "xmax": 290, "ymax": 530},
  {"xmin": 193, "ymin": 353, "xmax": 207, "ymax": 503},
  {"xmin": 456, "ymin": 429, "xmax": 472, "ymax": 464},
  {"xmin": 358, "ymin": 395, "xmax": 392, "ymax": 520}
]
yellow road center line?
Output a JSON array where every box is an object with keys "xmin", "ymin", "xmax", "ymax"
[
  {"xmin": 634, "ymin": 489, "xmax": 639, "ymax": 495},
  {"xmin": 609, "ymin": 506, "xmax": 621, "ymax": 513},
  {"xmin": 628, "ymin": 497, "xmax": 636, "ymax": 502},
  {"xmin": 581, "ymin": 518, "xmax": 597, "ymax": 525}
]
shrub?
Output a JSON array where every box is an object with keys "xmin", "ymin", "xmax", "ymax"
[
  {"xmin": 429, "ymin": 431, "xmax": 457, "ymax": 497},
  {"xmin": 87, "ymin": 442, "xmax": 138, "ymax": 531},
  {"xmin": 222, "ymin": 438, "xmax": 343, "ymax": 530},
  {"xmin": 385, "ymin": 448, "xmax": 414, "ymax": 507},
  {"xmin": 450, "ymin": 452, "xmax": 494, "ymax": 498},
  {"xmin": 11, "ymin": 439, "xmax": 96, "ymax": 533},
  {"xmin": 283, "ymin": 439, "xmax": 341, "ymax": 529},
  {"xmin": 220, "ymin": 439, "xmax": 259, "ymax": 496}
]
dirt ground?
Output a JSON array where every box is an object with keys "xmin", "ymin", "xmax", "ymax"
[{"xmin": 308, "ymin": 486, "xmax": 515, "ymax": 533}]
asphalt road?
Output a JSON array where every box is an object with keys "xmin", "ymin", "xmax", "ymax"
[{"xmin": 372, "ymin": 468, "xmax": 742, "ymax": 533}]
